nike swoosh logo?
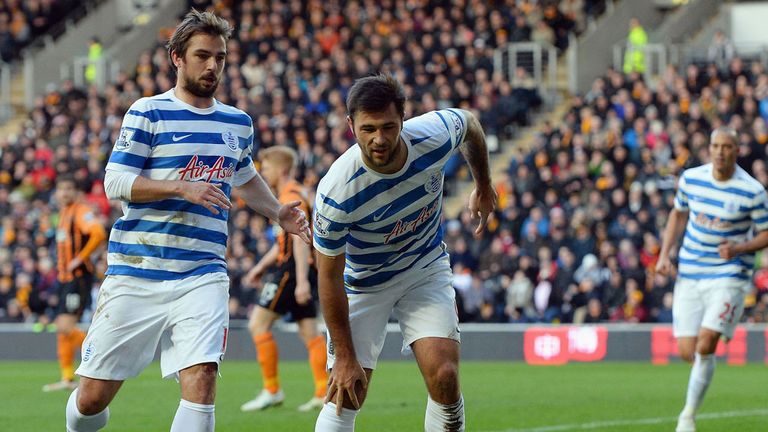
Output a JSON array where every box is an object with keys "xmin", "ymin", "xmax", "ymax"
[
  {"xmin": 372, "ymin": 204, "xmax": 392, "ymax": 222},
  {"xmin": 172, "ymin": 134, "xmax": 192, "ymax": 142}
]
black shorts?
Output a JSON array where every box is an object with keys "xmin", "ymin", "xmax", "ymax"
[
  {"xmin": 257, "ymin": 263, "xmax": 318, "ymax": 321},
  {"xmin": 56, "ymin": 274, "xmax": 93, "ymax": 316}
]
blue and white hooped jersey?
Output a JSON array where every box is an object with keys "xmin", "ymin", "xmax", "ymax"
[
  {"xmin": 105, "ymin": 89, "xmax": 258, "ymax": 280},
  {"xmin": 313, "ymin": 109, "xmax": 467, "ymax": 292},
  {"xmin": 675, "ymin": 163, "xmax": 768, "ymax": 285}
]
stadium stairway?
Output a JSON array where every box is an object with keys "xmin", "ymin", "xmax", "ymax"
[
  {"xmin": 0, "ymin": 70, "xmax": 28, "ymax": 139},
  {"xmin": 442, "ymin": 56, "xmax": 571, "ymax": 217}
]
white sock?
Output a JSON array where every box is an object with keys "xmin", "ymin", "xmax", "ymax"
[
  {"xmin": 66, "ymin": 388, "xmax": 109, "ymax": 432},
  {"xmin": 170, "ymin": 399, "xmax": 215, "ymax": 432},
  {"xmin": 425, "ymin": 394, "xmax": 465, "ymax": 432},
  {"xmin": 315, "ymin": 402, "xmax": 358, "ymax": 432},
  {"xmin": 681, "ymin": 353, "xmax": 715, "ymax": 417}
]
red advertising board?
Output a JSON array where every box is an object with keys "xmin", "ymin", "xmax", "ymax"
[
  {"xmin": 567, "ymin": 326, "xmax": 608, "ymax": 362},
  {"xmin": 524, "ymin": 326, "xmax": 607, "ymax": 365},
  {"xmin": 524, "ymin": 327, "xmax": 568, "ymax": 365}
]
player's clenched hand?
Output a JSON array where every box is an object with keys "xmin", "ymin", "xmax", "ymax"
[
  {"xmin": 180, "ymin": 181, "xmax": 231, "ymax": 215},
  {"xmin": 326, "ymin": 357, "xmax": 367, "ymax": 416},
  {"xmin": 468, "ymin": 186, "xmax": 498, "ymax": 237},
  {"xmin": 295, "ymin": 278, "xmax": 312, "ymax": 305},
  {"xmin": 278, "ymin": 201, "xmax": 311, "ymax": 244},
  {"xmin": 718, "ymin": 240, "xmax": 738, "ymax": 260},
  {"xmin": 655, "ymin": 255, "xmax": 672, "ymax": 276}
]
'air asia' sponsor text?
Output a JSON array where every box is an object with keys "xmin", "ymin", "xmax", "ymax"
[
  {"xmin": 383, "ymin": 201, "xmax": 438, "ymax": 244},
  {"xmin": 178, "ymin": 155, "xmax": 235, "ymax": 182}
]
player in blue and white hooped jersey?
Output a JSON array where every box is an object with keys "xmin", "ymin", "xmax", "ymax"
[
  {"xmin": 313, "ymin": 74, "xmax": 497, "ymax": 432},
  {"xmin": 64, "ymin": 10, "xmax": 310, "ymax": 432},
  {"xmin": 657, "ymin": 126, "xmax": 768, "ymax": 432}
]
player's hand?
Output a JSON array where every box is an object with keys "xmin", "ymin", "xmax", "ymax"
[
  {"xmin": 468, "ymin": 186, "xmax": 498, "ymax": 238},
  {"xmin": 718, "ymin": 240, "xmax": 738, "ymax": 260},
  {"xmin": 278, "ymin": 201, "xmax": 311, "ymax": 244},
  {"xmin": 326, "ymin": 357, "xmax": 368, "ymax": 416},
  {"xmin": 295, "ymin": 278, "xmax": 312, "ymax": 305},
  {"xmin": 655, "ymin": 255, "xmax": 672, "ymax": 276},
  {"xmin": 66, "ymin": 256, "xmax": 83, "ymax": 272},
  {"xmin": 180, "ymin": 182, "xmax": 231, "ymax": 215},
  {"xmin": 243, "ymin": 266, "xmax": 264, "ymax": 287}
]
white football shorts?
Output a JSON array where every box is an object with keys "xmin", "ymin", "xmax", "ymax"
[
  {"xmin": 327, "ymin": 269, "xmax": 460, "ymax": 370},
  {"xmin": 672, "ymin": 277, "xmax": 748, "ymax": 340},
  {"xmin": 76, "ymin": 272, "xmax": 230, "ymax": 380}
]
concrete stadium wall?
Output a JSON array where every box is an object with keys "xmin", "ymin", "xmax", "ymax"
[
  {"xmin": 23, "ymin": 0, "xmax": 185, "ymax": 106},
  {"xmin": 2, "ymin": 323, "xmax": 766, "ymax": 365},
  {"xmin": 648, "ymin": 0, "xmax": 721, "ymax": 45},
  {"xmin": 573, "ymin": 1, "xmax": 665, "ymax": 93}
]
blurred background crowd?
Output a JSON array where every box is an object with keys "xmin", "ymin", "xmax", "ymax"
[{"xmin": 1, "ymin": 0, "xmax": 767, "ymax": 328}]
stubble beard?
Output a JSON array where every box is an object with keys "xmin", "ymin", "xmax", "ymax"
[{"xmin": 183, "ymin": 73, "xmax": 219, "ymax": 98}]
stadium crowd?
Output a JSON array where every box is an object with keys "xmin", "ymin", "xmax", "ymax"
[
  {"xmin": 0, "ymin": 0, "xmax": 83, "ymax": 62},
  {"xmin": 3, "ymin": 0, "xmax": 767, "ymax": 328}
]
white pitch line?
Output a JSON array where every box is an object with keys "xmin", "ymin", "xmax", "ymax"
[{"xmin": 485, "ymin": 409, "xmax": 768, "ymax": 432}]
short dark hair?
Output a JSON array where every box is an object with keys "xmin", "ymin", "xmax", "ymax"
[
  {"xmin": 166, "ymin": 9, "xmax": 232, "ymax": 71},
  {"xmin": 346, "ymin": 74, "xmax": 406, "ymax": 119}
]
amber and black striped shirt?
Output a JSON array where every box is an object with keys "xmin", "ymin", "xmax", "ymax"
[
  {"xmin": 56, "ymin": 202, "xmax": 107, "ymax": 283},
  {"xmin": 276, "ymin": 180, "xmax": 313, "ymax": 266}
]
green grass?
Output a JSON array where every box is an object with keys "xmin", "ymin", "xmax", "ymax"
[{"xmin": 0, "ymin": 361, "xmax": 765, "ymax": 431}]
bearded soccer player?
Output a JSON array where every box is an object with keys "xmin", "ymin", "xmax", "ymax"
[
  {"xmin": 313, "ymin": 74, "xmax": 497, "ymax": 431},
  {"xmin": 64, "ymin": 9, "xmax": 310, "ymax": 432}
]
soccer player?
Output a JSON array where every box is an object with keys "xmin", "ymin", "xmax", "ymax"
[
  {"xmin": 43, "ymin": 174, "xmax": 106, "ymax": 392},
  {"xmin": 656, "ymin": 126, "xmax": 768, "ymax": 432},
  {"xmin": 64, "ymin": 10, "xmax": 310, "ymax": 432},
  {"xmin": 240, "ymin": 146, "xmax": 327, "ymax": 412},
  {"xmin": 312, "ymin": 74, "xmax": 497, "ymax": 431}
]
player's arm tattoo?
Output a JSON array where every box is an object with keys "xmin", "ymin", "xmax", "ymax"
[{"xmin": 458, "ymin": 109, "xmax": 492, "ymax": 190}]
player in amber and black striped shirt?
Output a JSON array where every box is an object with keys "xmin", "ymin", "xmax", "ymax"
[
  {"xmin": 240, "ymin": 145, "xmax": 328, "ymax": 413},
  {"xmin": 43, "ymin": 174, "xmax": 106, "ymax": 392}
]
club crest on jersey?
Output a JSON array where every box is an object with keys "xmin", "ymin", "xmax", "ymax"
[
  {"xmin": 82, "ymin": 341, "xmax": 95, "ymax": 362},
  {"xmin": 425, "ymin": 170, "xmax": 443, "ymax": 194},
  {"xmin": 724, "ymin": 201, "xmax": 740, "ymax": 214},
  {"xmin": 222, "ymin": 130, "xmax": 239, "ymax": 151},
  {"xmin": 314, "ymin": 212, "xmax": 331, "ymax": 237},
  {"xmin": 178, "ymin": 155, "xmax": 235, "ymax": 182},
  {"xmin": 115, "ymin": 127, "xmax": 134, "ymax": 150}
]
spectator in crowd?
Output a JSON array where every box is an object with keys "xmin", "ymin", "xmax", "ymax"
[
  {"xmin": 708, "ymin": 29, "xmax": 735, "ymax": 72},
  {"xmin": 623, "ymin": 18, "xmax": 647, "ymax": 74}
]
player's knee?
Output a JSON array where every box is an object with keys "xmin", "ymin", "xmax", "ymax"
[
  {"xmin": 180, "ymin": 363, "xmax": 219, "ymax": 404},
  {"xmin": 679, "ymin": 350, "xmax": 695, "ymax": 363},
  {"xmin": 696, "ymin": 340, "xmax": 718, "ymax": 355},
  {"xmin": 77, "ymin": 390, "xmax": 109, "ymax": 415},
  {"xmin": 249, "ymin": 317, "xmax": 272, "ymax": 335},
  {"xmin": 429, "ymin": 362, "xmax": 460, "ymax": 397}
]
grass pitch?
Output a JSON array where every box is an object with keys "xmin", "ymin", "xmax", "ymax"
[{"xmin": 0, "ymin": 360, "xmax": 765, "ymax": 431}]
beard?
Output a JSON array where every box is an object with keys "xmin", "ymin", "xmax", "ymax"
[{"xmin": 182, "ymin": 73, "xmax": 220, "ymax": 98}]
